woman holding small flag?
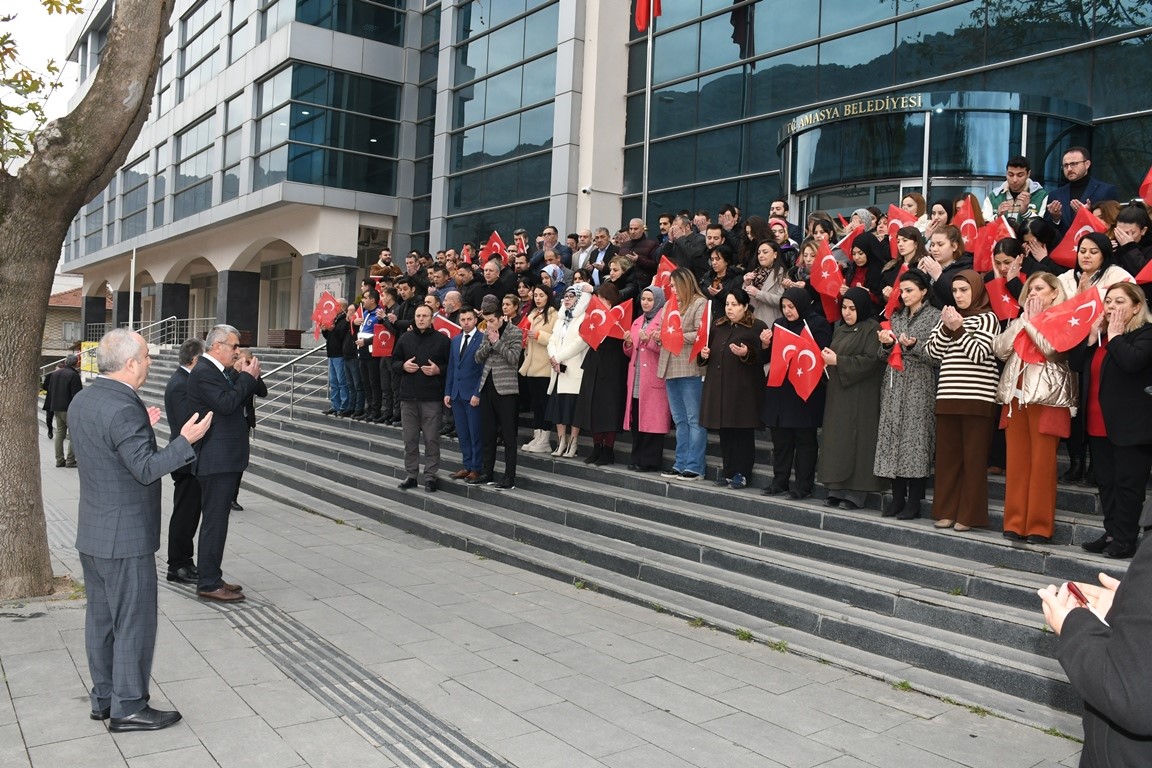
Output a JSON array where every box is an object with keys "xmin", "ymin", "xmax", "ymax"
[
  {"xmin": 924, "ymin": 270, "xmax": 1000, "ymax": 532},
  {"xmin": 697, "ymin": 288, "xmax": 768, "ymax": 490},
  {"xmin": 623, "ymin": 286, "xmax": 671, "ymax": 472},
  {"xmin": 656, "ymin": 269, "xmax": 709, "ymax": 481},
  {"xmin": 881, "ymin": 227, "xmax": 927, "ymax": 305},
  {"xmin": 993, "ymin": 273, "xmax": 1077, "ymax": 543},
  {"xmin": 761, "ymin": 287, "xmax": 833, "ymax": 499},
  {"xmin": 874, "ymin": 269, "xmax": 941, "ymax": 518},
  {"xmin": 817, "ymin": 287, "xmax": 887, "ymax": 510},
  {"xmin": 573, "ymin": 283, "xmax": 630, "ymax": 466}
]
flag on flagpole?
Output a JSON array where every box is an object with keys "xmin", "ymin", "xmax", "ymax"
[
  {"xmin": 661, "ymin": 290, "xmax": 684, "ymax": 355},
  {"xmin": 809, "ymin": 238, "xmax": 845, "ymax": 298},
  {"xmin": 886, "ymin": 204, "xmax": 919, "ymax": 260},
  {"xmin": 1049, "ymin": 206, "xmax": 1108, "ymax": 268},
  {"xmin": 653, "ymin": 254, "xmax": 677, "ymax": 291},
  {"xmin": 834, "ymin": 224, "xmax": 864, "ymax": 260},
  {"xmin": 371, "ymin": 324, "xmax": 395, "ymax": 357},
  {"xmin": 635, "ymin": 0, "xmax": 662, "ymax": 32},
  {"xmin": 478, "ymin": 231, "xmax": 507, "ymax": 266},
  {"xmin": 690, "ymin": 301, "xmax": 712, "ymax": 360},
  {"xmin": 952, "ymin": 196, "xmax": 980, "ymax": 252}
]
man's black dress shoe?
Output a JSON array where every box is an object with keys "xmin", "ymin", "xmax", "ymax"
[
  {"xmin": 1104, "ymin": 540, "xmax": 1136, "ymax": 559},
  {"xmin": 425, "ymin": 478, "xmax": 438, "ymax": 493},
  {"xmin": 467, "ymin": 473, "xmax": 494, "ymax": 485},
  {"xmin": 91, "ymin": 707, "xmax": 110, "ymax": 721},
  {"xmin": 230, "ymin": 501, "xmax": 243, "ymax": 511},
  {"xmin": 165, "ymin": 566, "xmax": 198, "ymax": 585},
  {"xmin": 398, "ymin": 477, "xmax": 418, "ymax": 490},
  {"xmin": 1081, "ymin": 533, "xmax": 1111, "ymax": 554},
  {"xmin": 109, "ymin": 706, "xmax": 182, "ymax": 733}
]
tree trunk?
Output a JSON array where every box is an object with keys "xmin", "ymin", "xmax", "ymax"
[{"xmin": 0, "ymin": 0, "xmax": 176, "ymax": 600}]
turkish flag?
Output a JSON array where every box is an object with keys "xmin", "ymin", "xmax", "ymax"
[
  {"xmin": 767, "ymin": 325, "xmax": 801, "ymax": 386},
  {"xmin": 818, "ymin": 293, "xmax": 840, "ymax": 324},
  {"xmin": 515, "ymin": 233, "xmax": 529, "ymax": 255},
  {"xmin": 1030, "ymin": 288, "xmax": 1104, "ymax": 352},
  {"xmin": 1013, "ymin": 329, "xmax": 1046, "ymax": 365},
  {"xmin": 1140, "ymin": 163, "xmax": 1152, "ymax": 206},
  {"xmin": 985, "ymin": 278, "xmax": 1021, "ymax": 322},
  {"xmin": 834, "ymin": 224, "xmax": 864, "ymax": 260},
  {"xmin": 953, "ymin": 196, "xmax": 980, "ymax": 252},
  {"xmin": 690, "ymin": 301, "xmax": 712, "ymax": 360},
  {"xmin": 1135, "ymin": 257, "xmax": 1152, "ymax": 285},
  {"xmin": 478, "ymin": 231, "xmax": 507, "ymax": 266},
  {"xmin": 974, "ymin": 217, "xmax": 1016, "ymax": 274},
  {"xmin": 809, "ymin": 238, "xmax": 845, "ymax": 298},
  {"xmin": 883, "ymin": 263, "xmax": 909, "ymax": 319},
  {"xmin": 607, "ymin": 299, "xmax": 633, "ymax": 339},
  {"xmin": 635, "ymin": 0, "xmax": 662, "ymax": 32},
  {"xmin": 310, "ymin": 290, "xmax": 341, "ymax": 339},
  {"xmin": 887, "ymin": 204, "xmax": 919, "ymax": 260},
  {"xmin": 789, "ymin": 322, "xmax": 826, "ymax": 401},
  {"xmin": 662, "ymin": 290, "xmax": 684, "ymax": 355},
  {"xmin": 579, "ymin": 296, "xmax": 613, "ymax": 350},
  {"xmin": 371, "ymin": 324, "xmax": 395, "ymax": 357},
  {"xmin": 880, "ymin": 321, "xmax": 903, "ymax": 371},
  {"xmin": 433, "ymin": 314, "xmax": 462, "ymax": 339},
  {"xmin": 461, "ymin": 243, "xmax": 475, "ymax": 265},
  {"xmin": 837, "ymin": 213, "xmax": 850, "ymax": 229},
  {"xmin": 517, "ymin": 312, "xmax": 532, "ymax": 345},
  {"xmin": 1050, "ymin": 206, "xmax": 1108, "ymax": 268},
  {"xmin": 653, "ymin": 254, "xmax": 677, "ymax": 291}
]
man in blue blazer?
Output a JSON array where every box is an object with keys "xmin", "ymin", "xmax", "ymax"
[
  {"xmin": 187, "ymin": 324, "xmax": 261, "ymax": 602},
  {"xmin": 163, "ymin": 338, "xmax": 206, "ymax": 585},
  {"xmin": 443, "ymin": 305, "xmax": 485, "ymax": 481},
  {"xmin": 70, "ymin": 329, "xmax": 212, "ymax": 732},
  {"xmin": 1044, "ymin": 146, "xmax": 1119, "ymax": 236}
]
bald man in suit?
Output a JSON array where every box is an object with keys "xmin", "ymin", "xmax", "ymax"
[{"xmin": 70, "ymin": 329, "xmax": 211, "ymax": 732}]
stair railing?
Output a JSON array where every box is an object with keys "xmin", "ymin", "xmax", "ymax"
[{"xmin": 254, "ymin": 343, "xmax": 328, "ymax": 426}]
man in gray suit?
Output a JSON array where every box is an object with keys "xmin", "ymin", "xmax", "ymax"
[
  {"xmin": 187, "ymin": 324, "xmax": 261, "ymax": 602},
  {"xmin": 70, "ymin": 329, "xmax": 212, "ymax": 732}
]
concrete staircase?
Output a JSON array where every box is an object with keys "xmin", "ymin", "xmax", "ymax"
[{"xmin": 140, "ymin": 345, "xmax": 1134, "ymax": 731}]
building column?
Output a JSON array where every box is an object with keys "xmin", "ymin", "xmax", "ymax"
[
  {"xmin": 155, "ymin": 283, "xmax": 190, "ymax": 323},
  {"xmin": 112, "ymin": 291, "xmax": 141, "ymax": 329},
  {"xmin": 217, "ymin": 271, "xmax": 261, "ymax": 344},
  {"xmin": 81, "ymin": 296, "xmax": 109, "ymax": 340},
  {"xmin": 298, "ymin": 253, "xmax": 358, "ymax": 331}
]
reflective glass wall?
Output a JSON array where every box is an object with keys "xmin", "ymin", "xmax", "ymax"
[{"xmin": 625, "ymin": 0, "xmax": 1152, "ymax": 227}]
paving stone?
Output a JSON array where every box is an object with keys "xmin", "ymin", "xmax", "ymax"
[
  {"xmin": 12, "ymin": 691, "xmax": 107, "ymax": 748},
  {"xmin": 0, "ymin": 723, "xmax": 31, "ymax": 768},
  {"xmin": 425, "ymin": 617, "xmax": 510, "ymax": 653},
  {"xmin": 617, "ymin": 708, "xmax": 791, "ymax": 768},
  {"xmin": 27, "ymin": 733, "xmax": 124, "ymax": 768},
  {"xmin": 491, "ymin": 729, "xmax": 605, "ymax": 768},
  {"xmin": 633, "ymin": 654, "xmax": 746, "ymax": 697},
  {"xmin": 477, "ymin": 644, "xmax": 572, "ymax": 683},
  {"xmin": 539, "ymin": 674, "xmax": 655, "ymax": 721},
  {"xmin": 399, "ymin": 636, "xmax": 498, "ymax": 678},
  {"xmin": 1, "ymin": 649, "xmax": 81, "ymax": 699},
  {"xmin": 521, "ymin": 701, "xmax": 647, "ymax": 758},
  {"xmin": 172, "ymin": 615, "xmax": 256, "ymax": 652},
  {"xmin": 568, "ymin": 629, "xmax": 664, "ymax": 664},
  {"xmin": 455, "ymin": 667, "xmax": 564, "ymax": 713},
  {"xmin": 809, "ymin": 721, "xmax": 972, "ymax": 767},
  {"xmin": 626, "ymin": 628, "xmax": 730, "ymax": 663},
  {"xmin": 108, "ymin": 718, "xmax": 203, "ymax": 759},
  {"xmin": 699, "ymin": 652, "xmax": 810, "ymax": 695},
  {"xmin": 418, "ymin": 680, "xmax": 537, "ymax": 744},
  {"xmin": 194, "ymin": 714, "xmax": 305, "ymax": 768},
  {"xmin": 323, "ymin": 630, "xmax": 411, "ymax": 667},
  {"xmin": 0, "ymin": 615, "xmax": 66, "ymax": 656},
  {"xmin": 489, "ymin": 621, "xmax": 582, "ymax": 656},
  {"xmin": 600, "ymin": 744, "xmax": 701, "ymax": 768},
  {"xmin": 831, "ymin": 674, "xmax": 954, "ymax": 719},
  {"xmin": 885, "ymin": 708, "xmax": 1083, "ymax": 768},
  {"xmin": 702, "ymin": 711, "xmax": 845, "ymax": 768},
  {"xmin": 201, "ymin": 646, "xmax": 289, "ymax": 687},
  {"xmin": 282, "ymin": 605, "xmax": 367, "ymax": 639},
  {"xmin": 543, "ymin": 646, "xmax": 650, "ymax": 686},
  {"xmin": 233, "ymin": 679, "xmax": 336, "ymax": 728},
  {"xmin": 772, "ymin": 682, "xmax": 920, "ymax": 733},
  {"xmin": 160, "ymin": 675, "xmax": 256, "ymax": 725},
  {"xmin": 618, "ymin": 676, "xmax": 738, "ymax": 724},
  {"xmin": 278, "ymin": 718, "xmax": 398, "ymax": 768},
  {"xmin": 712, "ymin": 685, "xmax": 844, "ymax": 736}
]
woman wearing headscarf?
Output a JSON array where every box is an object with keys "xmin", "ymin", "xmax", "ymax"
[
  {"xmin": 623, "ymin": 286, "xmax": 671, "ymax": 472},
  {"xmin": 875, "ymin": 269, "xmax": 941, "ymax": 519},
  {"xmin": 573, "ymin": 283, "xmax": 629, "ymax": 466},
  {"xmin": 842, "ymin": 231, "xmax": 887, "ymax": 309},
  {"xmin": 818, "ymin": 287, "xmax": 887, "ymax": 509},
  {"xmin": 540, "ymin": 264, "xmax": 567, "ymax": 298},
  {"xmin": 656, "ymin": 269, "xmax": 709, "ymax": 481},
  {"xmin": 546, "ymin": 286, "xmax": 591, "ymax": 458},
  {"xmin": 697, "ymin": 288, "xmax": 768, "ymax": 489},
  {"xmin": 761, "ymin": 287, "xmax": 834, "ymax": 499},
  {"xmin": 993, "ymin": 272, "xmax": 1077, "ymax": 543},
  {"xmin": 519, "ymin": 284, "xmax": 558, "ymax": 454},
  {"xmin": 924, "ymin": 270, "xmax": 1000, "ymax": 531}
]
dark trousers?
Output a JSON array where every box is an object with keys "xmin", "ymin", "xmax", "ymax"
[
  {"xmin": 629, "ymin": 397, "xmax": 664, "ymax": 469},
  {"xmin": 196, "ymin": 472, "xmax": 240, "ymax": 592},
  {"xmin": 388, "ymin": 367, "xmax": 402, "ymax": 420},
  {"xmin": 360, "ymin": 356, "xmax": 381, "ymax": 417},
  {"xmin": 379, "ymin": 357, "xmax": 396, "ymax": 419},
  {"xmin": 167, "ymin": 471, "xmax": 201, "ymax": 570},
  {"xmin": 481, "ymin": 379, "xmax": 518, "ymax": 480},
  {"xmin": 526, "ymin": 376, "xmax": 551, "ymax": 430},
  {"xmin": 344, "ymin": 356, "xmax": 364, "ymax": 413},
  {"xmin": 771, "ymin": 427, "xmax": 818, "ymax": 493},
  {"xmin": 719, "ymin": 427, "xmax": 756, "ymax": 479},
  {"xmin": 1090, "ymin": 437, "xmax": 1152, "ymax": 546},
  {"xmin": 80, "ymin": 552, "xmax": 156, "ymax": 718}
]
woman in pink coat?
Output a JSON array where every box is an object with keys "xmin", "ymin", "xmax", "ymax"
[{"xmin": 623, "ymin": 285, "xmax": 672, "ymax": 471}]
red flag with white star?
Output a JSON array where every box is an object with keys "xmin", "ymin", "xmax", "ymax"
[
  {"xmin": 767, "ymin": 325, "xmax": 801, "ymax": 386},
  {"xmin": 478, "ymin": 231, "xmax": 507, "ymax": 266},
  {"xmin": 1050, "ymin": 207, "xmax": 1108, "ymax": 269},
  {"xmin": 661, "ymin": 290, "xmax": 684, "ymax": 356},
  {"xmin": 1030, "ymin": 288, "xmax": 1104, "ymax": 352},
  {"xmin": 886, "ymin": 204, "xmax": 919, "ymax": 260},
  {"xmin": 789, "ymin": 322, "xmax": 826, "ymax": 401},
  {"xmin": 579, "ymin": 296, "xmax": 613, "ymax": 350},
  {"xmin": 310, "ymin": 291, "xmax": 340, "ymax": 339},
  {"xmin": 433, "ymin": 314, "xmax": 462, "ymax": 339},
  {"xmin": 690, "ymin": 301, "xmax": 712, "ymax": 360},
  {"xmin": 880, "ymin": 321, "xmax": 903, "ymax": 371},
  {"xmin": 809, "ymin": 238, "xmax": 845, "ymax": 299},
  {"xmin": 985, "ymin": 278, "xmax": 1021, "ymax": 322}
]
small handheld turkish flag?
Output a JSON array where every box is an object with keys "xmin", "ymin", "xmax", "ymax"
[
  {"xmin": 887, "ymin": 204, "xmax": 919, "ymax": 260},
  {"xmin": 809, "ymin": 239, "xmax": 845, "ymax": 298},
  {"xmin": 433, "ymin": 315, "xmax": 462, "ymax": 339},
  {"xmin": 607, "ymin": 299, "xmax": 633, "ymax": 340},
  {"xmin": 789, "ymin": 323, "xmax": 826, "ymax": 401},
  {"xmin": 767, "ymin": 325, "xmax": 801, "ymax": 387},
  {"xmin": 372, "ymin": 324, "xmax": 395, "ymax": 357},
  {"xmin": 517, "ymin": 312, "xmax": 532, "ymax": 345},
  {"xmin": 662, "ymin": 290, "xmax": 684, "ymax": 355},
  {"xmin": 883, "ymin": 263, "xmax": 909, "ymax": 319},
  {"xmin": 478, "ymin": 231, "xmax": 507, "ymax": 266},
  {"xmin": 1140, "ymin": 162, "xmax": 1152, "ymax": 206},
  {"xmin": 653, "ymin": 254, "xmax": 677, "ymax": 291},
  {"xmin": 1012, "ymin": 328, "xmax": 1046, "ymax": 365},
  {"xmin": 310, "ymin": 290, "xmax": 340, "ymax": 339},
  {"xmin": 690, "ymin": 301, "xmax": 712, "ymax": 360},
  {"xmin": 579, "ymin": 296, "xmax": 613, "ymax": 350},
  {"xmin": 880, "ymin": 321, "xmax": 903, "ymax": 371},
  {"xmin": 834, "ymin": 224, "xmax": 864, "ymax": 260},
  {"xmin": 1136, "ymin": 257, "xmax": 1152, "ymax": 285},
  {"xmin": 1049, "ymin": 207, "xmax": 1108, "ymax": 269},
  {"xmin": 985, "ymin": 278, "xmax": 1021, "ymax": 322},
  {"xmin": 953, "ymin": 197, "xmax": 980, "ymax": 252},
  {"xmin": 1030, "ymin": 288, "xmax": 1104, "ymax": 352}
]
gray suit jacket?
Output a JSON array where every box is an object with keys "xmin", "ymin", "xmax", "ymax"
[
  {"xmin": 70, "ymin": 377, "xmax": 196, "ymax": 559},
  {"xmin": 475, "ymin": 320, "xmax": 524, "ymax": 397}
]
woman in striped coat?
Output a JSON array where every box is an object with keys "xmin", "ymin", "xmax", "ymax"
[{"xmin": 924, "ymin": 270, "xmax": 1000, "ymax": 531}]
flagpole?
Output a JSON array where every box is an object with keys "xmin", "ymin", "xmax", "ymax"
[{"xmin": 640, "ymin": 1, "xmax": 655, "ymax": 225}]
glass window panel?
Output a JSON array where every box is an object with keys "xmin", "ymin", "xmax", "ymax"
[
  {"xmin": 258, "ymin": 67, "xmax": 292, "ymax": 114},
  {"xmin": 928, "ymin": 112, "xmax": 1015, "ymax": 177},
  {"xmin": 649, "ymin": 135, "xmax": 696, "ymax": 190},
  {"xmin": 421, "ymin": 8, "xmax": 441, "ymax": 47},
  {"xmin": 414, "ymin": 160, "xmax": 432, "ymax": 196},
  {"xmin": 448, "ymin": 170, "xmax": 484, "ymax": 213},
  {"xmin": 895, "ymin": 2, "xmax": 983, "ymax": 84},
  {"xmin": 1027, "ymin": 116, "xmax": 1091, "ymax": 189},
  {"xmin": 691, "ymin": 180, "xmax": 739, "ymax": 214},
  {"xmin": 487, "ymin": 0, "xmax": 529, "ymax": 28},
  {"xmin": 625, "ymin": 94, "xmax": 645, "ymax": 145},
  {"xmin": 416, "ymin": 119, "xmax": 434, "ymax": 157},
  {"xmin": 519, "ymin": 103, "xmax": 554, "ymax": 151},
  {"xmin": 741, "ymin": 173, "xmax": 781, "ymax": 219},
  {"xmin": 517, "ymin": 153, "xmax": 551, "ymax": 200},
  {"xmin": 224, "ymin": 131, "xmax": 242, "ymax": 166},
  {"xmin": 985, "ymin": 1, "xmax": 1088, "ymax": 64},
  {"xmin": 1091, "ymin": 36, "xmax": 1151, "ymax": 118},
  {"xmin": 454, "ymin": 126, "xmax": 484, "ymax": 171},
  {"xmin": 456, "ymin": 38, "xmax": 488, "ymax": 85},
  {"xmin": 988, "ymin": 50, "xmax": 1090, "ymax": 126},
  {"xmin": 222, "ymin": 166, "xmax": 240, "ymax": 200},
  {"xmin": 652, "ymin": 0, "xmax": 702, "ymax": 27},
  {"xmin": 793, "ymin": 123, "xmax": 841, "ymax": 190},
  {"xmin": 653, "ymin": 26, "xmax": 699, "ymax": 85},
  {"xmin": 486, "ymin": 19, "xmax": 525, "ymax": 74},
  {"xmin": 420, "ymin": 49, "xmax": 438, "ymax": 82},
  {"xmin": 696, "ymin": 67, "xmax": 744, "ymax": 129},
  {"xmin": 627, "ymin": 40, "xmax": 647, "ymax": 93},
  {"xmin": 524, "ymin": 3, "xmax": 558, "ymax": 58},
  {"xmin": 418, "ymin": 84, "xmax": 436, "ymax": 119},
  {"xmin": 752, "ymin": 0, "xmax": 818, "ymax": 50},
  {"xmin": 122, "ymin": 211, "xmax": 147, "ymax": 240},
  {"xmin": 819, "ymin": 0, "xmax": 896, "ymax": 36},
  {"xmin": 412, "ymin": 196, "xmax": 431, "ymax": 233},
  {"xmin": 749, "ymin": 46, "xmax": 817, "ymax": 115},
  {"xmin": 484, "ymin": 66, "xmax": 524, "ymax": 117},
  {"xmin": 818, "ymin": 25, "xmax": 895, "ymax": 100},
  {"xmin": 233, "ymin": 0, "xmax": 256, "ymax": 24},
  {"xmin": 256, "ymin": 105, "xmax": 290, "ymax": 153},
  {"xmin": 230, "ymin": 21, "xmax": 255, "ymax": 63},
  {"xmin": 225, "ymin": 96, "xmax": 244, "ymax": 131},
  {"xmin": 623, "ymin": 146, "xmax": 643, "ymax": 195},
  {"xmin": 1093, "ymin": 117, "xmax": 1152, "ymax": 201},
  {"xmin": 652, "ymin": 79, "xmax": 699, "ymax": 140},
  {"xmin": 744, "ymin": 116, "xmax": 787, "ymax": 173},
  {"xmin": 454, "ymin": 80, "xmax": 486, "ymax": 128},
  {"xmin": 1095, "ymin": 0, "xmax": 1152, "ymax": 35},
  {"xmin": 520, "ymin": 53, "xmax": 556, "ymax": 106},
  {"xmin": 482, "ymin": 113, "xmax": 520, "ymax": 160},
  {"xmin": 699, "ymin": 13, "xmax": 744, "ymax": 72},
  {"xmin": 347, "ymin": 2, "xmax": 403, "ymax": 46},
  {"xmin": 840, "ymin": 112, "xmax": 925, "ymax": 184},
  {"xmin": 696, "ymin": 126, "xmax": 741, "ymax": 180}
]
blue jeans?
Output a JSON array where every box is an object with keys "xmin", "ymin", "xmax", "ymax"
[
  {"xmin": 664, "ymin": 375, "xmax": 706, "ymax": 475},
  {"xmin": 343, "ymin": 356, "xmax": 364, "ymax": 413},
  {"xmin": 328, "ymin": 357, "xmax": 349, "ymax": 411}
]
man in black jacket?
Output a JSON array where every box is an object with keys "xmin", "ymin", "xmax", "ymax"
[
  {"xmin": 163, "ymin": 338, "xmax": 206, "ymax": 585},
  {"xmin": 321, "ymin": 298, "xmax": 350, "ymax": 416},
  {"xmin": 46, "ymin": 353, "xmax": 83, "ymax": 467},
  {"xmin": 392, "ymin": 305, "xmax": 450, "ymax": 492}
]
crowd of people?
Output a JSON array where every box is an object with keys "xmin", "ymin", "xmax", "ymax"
[{"xmin": 315, "ymin": 146, "xmax": 1152, "ymax": 564}]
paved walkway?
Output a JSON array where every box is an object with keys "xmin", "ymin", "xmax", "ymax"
[{"xmin": 0, "ymin": 432, "xmax": 1084, "ymax": 767}]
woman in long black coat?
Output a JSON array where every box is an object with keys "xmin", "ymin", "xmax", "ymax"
[
  {"xmin": 761, "ymin": 287, "xmax": 833, "ymax": 499},
  {"xmin": 573, "ymin": 283, "xmax": 629, "ymax": 466},
  {"xmin": 697, "ymin": 288, "xmax": 768, "ymax": 489}
]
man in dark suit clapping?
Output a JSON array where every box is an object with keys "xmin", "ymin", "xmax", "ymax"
[
  {"xmin": 444, "ymin": 305, "xmax": 485, "ymax": 482},
  {"xmin": 163, "ymin": 338, "xmax": 206, "ymax": 585},
  {"xmin": 187, "ymin": 324, "xmax": 261, "ymax": 602},
  {"xmin": 70, "ymin": 329, "xmax": 212, "ymax": 732}
]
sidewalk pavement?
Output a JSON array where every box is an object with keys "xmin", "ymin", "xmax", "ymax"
[{"xmin": 0, "ymin": 431, "xmax": 1084, "ymax": 768}]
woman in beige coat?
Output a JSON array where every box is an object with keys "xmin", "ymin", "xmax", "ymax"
[
  {"xmin": 546, "ymin": 286, "xmax": 591, "ymax": 457},
  {"xmin": 519, "ymin": 285, "xmax": 558, "ymax": 453}
]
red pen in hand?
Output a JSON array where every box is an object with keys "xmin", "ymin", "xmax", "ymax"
[{"xmin": 1066, "ymin": 582, "xmax": 1089, "ymax": 607}]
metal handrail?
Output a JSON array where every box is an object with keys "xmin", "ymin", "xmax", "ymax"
[
  {"xmin": 259, "ymin": 343, "xmax": 327, "ymax": 379},
  {"xmin": 253, "ymin": 343, "xmax": 328, "ymax": 425},
  {"xmin": 132, "ymin": 315, "xmax": 179, "ymax": 345},
  {"xmin": 42, "ymin": 316, "xmax": 180, "ymax": 376}
]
